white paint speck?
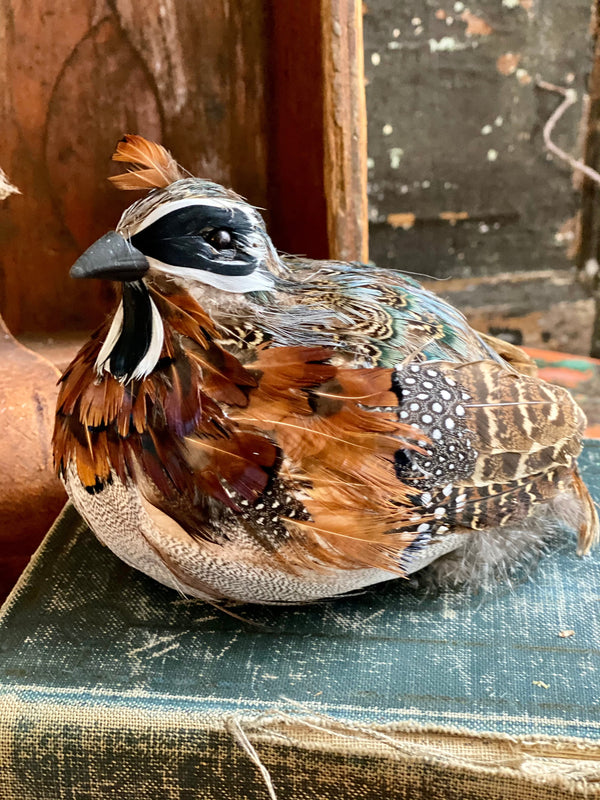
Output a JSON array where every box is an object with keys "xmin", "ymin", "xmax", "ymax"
[
  {"xmin": 411, "ymin": 17, "xmax": 422, "ymax": 25},
  {"xmin": 481, "ymin": 124, "xmax": 493, "ymax": 135},
  {"xmin": 367, "ymin": 157, "xmax": 375, "ymax": 169},
  {"xmin": 494, "ymin": 115, "xmax": 504, "ymax": 126},
  {"xmin": 383, "ymin": 123, "xmax": 393, "ymax": 136},
  {"xmin": 479, "ymin": 223, "xmax": 489, "ymax": 233},
  {"xmin": 453, "ymin": 1, "xmax": 465, "ymax": 11},
  {"xmin": 388, "ymin": 41, "xmax": 401, "ymax": 50},
  {"xmin": 414, "ymin": 26, "xmax": 424, "ymax": 35},
  {"xmin": 487, "ymin": 149, "xmax": 498, "ymax": 161},
  {"xmin": 446, "ymin": 15, "xmax": 454, "ymax": 25},
  {"xmin": 371, "ymin": 52, "xmax": 381, "ymax": 66},
  {"xmin": 428, "ymin": 36, "xmax": 468, "ymax": 53},
  {"xmin": 502, "ymin": 0, "xmax": 520, "ymax": 7},
  {"xmin": 393, "ymin": 28, "xmax": 401, "ymax": 37},
  {"xmin": 389, "ymin": 147, "xmax": 404, "ymax": 169},
  {"xmin": 422, "ymin": 180, "xmax": 431, "ymax": 188},
  {"xmin": 585, "ymin": 258, "xmax": 599, "ymax": 279}
]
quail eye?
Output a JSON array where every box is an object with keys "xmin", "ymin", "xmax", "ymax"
[{"xmin": 206, "ymin": 229, "xmax": 233, "ymax": 250}]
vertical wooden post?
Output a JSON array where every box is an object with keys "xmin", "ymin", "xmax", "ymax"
[
  {"xmin": 321, "ymin": 0, "xmax": 369, "ymax": 263},
  {"xmin": 577, "ymin": 2, "xmax": 600, "ymax": 355},
  {"xmin": 267, "ymin": 0, "xmax": 368, "ymax": 263}
]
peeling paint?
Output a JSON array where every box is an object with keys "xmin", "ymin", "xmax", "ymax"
[
  {"xmin": 461, "ymin": 10, "xmax": 493, "ymax": 36},
  {"xmin": 439, "ymin": 211, "xmax": 469, "ymax": 225},
  {"xmin": 387, "ymin": 212, "xmax": 416, "ymax": 229},
  {"xmin": 389, "ymin": 147, "xmax": 404, "ymax": 168},
  {"xmin": 428, "ymin": 36, "xmax": 469, "ymax": 53},
  {"xmin": 496, "ymin": 52, "xmax": 521, "ymax": 75},
  {"xmin": 516, "ymin": 68, "xmax": 532, "ymax": 85}
]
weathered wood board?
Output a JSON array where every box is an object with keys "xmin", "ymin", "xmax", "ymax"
[
  {"xmin": 1, "ymin": 1, "xmax": 368, "ymax": 336},
  {"xmin": 364, "ymin": 0, "xmax": 594, "ymax": 352},
  {"xmin": 1, "ymin": 0, "xmax": 269, "ymax": 335}
]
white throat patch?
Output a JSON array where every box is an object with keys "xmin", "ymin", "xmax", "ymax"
[{"xmin": 95, "ymin": 294, "xmax": 164, "ymax": 382}]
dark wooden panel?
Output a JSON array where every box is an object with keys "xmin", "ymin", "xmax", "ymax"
[
  {"xmin": 267, "ymin": 0, "xmax": 368, "ymax": 262},
  {"xmin": 363, "ymin": 0, "xmax": 591, "ymax": 279},
  {"xmin": 1, "ymin": 0, "xmax": 268, "ymax": 335}
]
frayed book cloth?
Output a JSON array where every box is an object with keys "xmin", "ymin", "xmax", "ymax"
[{"xmin": 2, "ymin": 443, "xmax": 600, "ymax": 798}]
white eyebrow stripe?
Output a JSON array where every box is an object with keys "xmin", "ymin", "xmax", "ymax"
[
  {"xmin": 125, "ymin": 197, "xmax": 259, "ymax": 235},
  {"xmin": 146, "ymin": 257, "xmax": 275, "ymax": 294}
]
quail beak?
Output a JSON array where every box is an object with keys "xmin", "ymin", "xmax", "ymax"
[{"xmin": 70, "ymin": 231, "xmax": 149, "ymax": 282}]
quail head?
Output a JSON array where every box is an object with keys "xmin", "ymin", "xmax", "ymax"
[{"xmin": 53, "ymin": 135, "xmax": 598, "ymax": 604}]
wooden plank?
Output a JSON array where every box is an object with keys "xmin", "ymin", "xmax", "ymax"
[
  {"xmin": 267, "ymin": 0, "xmax": 368, "ymax": 262},
  {"xmin": 423, "ymin": 270, "xmax": 594, "ymax": 355},
  {"xmin": 1, "ymin": 0, "xmax": 268, "ymax": 335},
  {"xmin": 322, "ymin": 0, "xmax": 369, "ymax": 262},
  {"xmin": 363, "ymin": 0, "xmax": 591, "ymax": 278}
]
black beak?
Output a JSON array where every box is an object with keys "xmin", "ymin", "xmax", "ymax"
[{"xmin": 70, "ymin": 231, "xmax": 149, "ymax": 281}]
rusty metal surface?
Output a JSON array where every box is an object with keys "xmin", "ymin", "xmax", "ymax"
[{"xmin": 0, "ymin": 317, "xmax": 65, "ymax": 602}]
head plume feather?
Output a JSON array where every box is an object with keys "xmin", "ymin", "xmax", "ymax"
[{"xmin": 109, "ymin": 134, "xmax": 184, "ymax": 191}]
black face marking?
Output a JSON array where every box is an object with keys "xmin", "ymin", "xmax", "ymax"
[
  {"xmin": 109, "ymin": 282, "xmax": 154, "ymax": 381},
  {"xmin": 130, "ymin": 205, "xmax": 258, "ymax": 276}
]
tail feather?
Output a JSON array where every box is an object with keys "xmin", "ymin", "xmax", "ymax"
[{"xmin": 571, "ymin": 469, "xmax": 599, "ymax": 555}]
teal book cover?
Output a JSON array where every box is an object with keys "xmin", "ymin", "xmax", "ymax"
[{"xmin": 1, "ymin": 444, "xmax": 600, "ymax": 799}]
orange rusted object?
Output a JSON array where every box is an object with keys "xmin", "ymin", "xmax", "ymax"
[{"xmin": 0, "ymin": 316, "xmax": 66, "ymax": 602}]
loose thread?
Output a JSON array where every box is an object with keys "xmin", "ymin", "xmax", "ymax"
[{"xmin": 226, "ymin": 716, "xmax": 279, "ymax": 800}]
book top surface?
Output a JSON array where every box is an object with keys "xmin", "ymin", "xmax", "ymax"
[{"xmin": 2, "ymin": 443, "xmax": 600, "ymax": 740}]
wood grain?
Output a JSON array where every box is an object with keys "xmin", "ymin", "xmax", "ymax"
[
  {"xmin": 322, "ymin": 0, "xmax": 369, "ymax": 262},
  {"xmin": 1, "ymin": 0, "xmax": 269, "ymax": 335},
  {"xmin": 267, "ymin": 0, "xmax": 368, "ymax": 262}
]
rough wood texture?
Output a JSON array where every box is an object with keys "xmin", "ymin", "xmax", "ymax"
[
  {"xmin": 0, "ymin": 317, "xmax": 65, "ymax": 602},
  {"xmin": 1, "ymin": 0, "xmax": 268, "ymax": 335},
  {"xmin": 267, "ymin": 0, "xmax": 368, "ymax": 262},
  {"xmin": 577, "ymin": 1, "xmax": 600, "ymax": 357},
  {"xmin": 424, "ymin": 270, "xmax": 594, "ymax": 355},
  {"xmin": 575, "ymin": 1, "xmax": 600, "ymax": 277},
  {"xmin": 322, "ymin": 0, "xmax": 369, "ymax": 262},
  {"xmin": 363, "ymin": 0, "xmax": 594, "ymax": 351},
  {"xmin": 2, "ymin": 1, "xmax": 368, "ymax": 335}
]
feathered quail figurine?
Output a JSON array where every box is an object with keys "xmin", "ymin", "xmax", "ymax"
[{"xmin": 53, "ymin": 135, "xmax": 598, "ymax": 604}]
